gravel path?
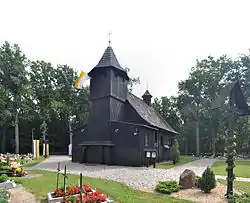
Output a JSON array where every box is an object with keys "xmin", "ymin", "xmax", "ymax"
[{"xmin": 31, "ymin": 156, "xmax": 216, "ymax": 190}]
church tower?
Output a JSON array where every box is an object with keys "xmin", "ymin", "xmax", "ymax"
[{"xmin": 87, "ymin": 46, "xmax": 129, "ymax": 141}]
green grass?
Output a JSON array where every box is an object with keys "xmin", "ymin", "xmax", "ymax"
[
  {"xmin": 156, "ymin": 155, "xmax": 198, "ymax": 169},
  {"xmin": 12, "ymin": 170, "xmax": 191, "ymax": 203},
  {"xmin": 211, "ymin": 160, "xmax": 250, "ymax": 178},
  {"xmin": 217, "ymin": 179, "xmax": 250, "ymax": 195},
  {"xmin": 22, "ymin": 156, "xmax": 45, "ymax": 167}
]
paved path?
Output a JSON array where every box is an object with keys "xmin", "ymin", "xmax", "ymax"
[
  {"xmin": 8, "ymin": 185, "xmax": 37, "ymax": 203},
  {"xmin": 31, "ymin": 156, "xmax": 216, "ymax": 190},
  {"xmin": 215, "ymin": 175, "xmax": 250, "ymax": 182}
]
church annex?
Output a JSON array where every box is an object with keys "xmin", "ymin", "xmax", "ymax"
[{"xmin": 72, "ymin": 46, "xmax": 178, "ymax": 166}]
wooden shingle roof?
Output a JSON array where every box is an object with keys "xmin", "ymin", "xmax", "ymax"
[{"xmin": 127, "ymin": 93, "xmax": 178, "ymax": 134}]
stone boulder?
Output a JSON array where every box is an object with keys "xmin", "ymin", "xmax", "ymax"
[{"xmin": 179, "ymin": 169, "xmax": 196, "ymax": 189}]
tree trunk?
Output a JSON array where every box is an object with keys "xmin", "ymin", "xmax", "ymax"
[
  {"xmin": 196, "ymin": 118, "xmax": 200, "ymax": 157},
  {"xmin": 212, "ymin": 131, "xmax": 216, "ymax": 157},
  {"xmin": 15, "ymin": 112, "xmax": 19, "ymax": 154}
]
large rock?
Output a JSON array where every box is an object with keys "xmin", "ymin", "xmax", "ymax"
[{"xmin": 179, "ymin": 169, "xmax": 196, "ymax": 189}]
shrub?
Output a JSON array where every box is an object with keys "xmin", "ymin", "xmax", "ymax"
[
  {"xmin": 0, "ymin": 174, "xmax": 8, "ymax": 183},
  {"xmin": 0, "ymin": 166, "xmax": 9, "ymax": 171},
  {"xmin": 170, "ymin": 139, "xmax": 180, "ymax": 165},
  {"xmin": 155, "ymin": 180, "xmax": 182, "ymax": 194},
  {"xmin": 0, "ymin": 191, "xmax": 8, "ymax": 203},
  {"xmin": 199, "ymin": 167, "xmax": 216, "ymax": 193},
  {"xmin": 228, "ymin": 193, "xmax": 250, "ymax": 203},
  {"xmin": 195, "ymin": 176, "xmax": 201, "ymax": 188}
]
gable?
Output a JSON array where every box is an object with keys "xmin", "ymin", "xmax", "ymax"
[{"xmin": 127, "ymin": 93, "xmax": 178, "ymax": 134}]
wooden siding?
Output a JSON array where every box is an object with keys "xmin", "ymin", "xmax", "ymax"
[
  {"xmin": 88, "ymin": 98, "xmax": 111, "ymax": 141},
  {"xmin": 90, "ymin": 69, "xmax": 111, "ymax": 100},
  {"xmin": 109, "ymin": 97, "xmax": 125, "ymax": 121},
  {"xmin": 72, "ymin": 125, "xmax": 88, "ymax": 163},
  {"xmin": 110, "ymin": 69, "xmax": 128, "ymax": 102},
  {"xmin": 111, "ymin": 122, "xmax": 142, "ymax": 166}
]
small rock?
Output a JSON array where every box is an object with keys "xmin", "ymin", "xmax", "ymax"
[
  {"xmin": 179, "ymin": 169, "xmax": 196, "ymax": 189},
  {"xmin": 0, "ymin": 180, "xmax": 16, "ymax": 189}
]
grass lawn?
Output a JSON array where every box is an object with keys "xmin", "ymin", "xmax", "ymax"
[
  {"xmin": 22, "ymin": 156, "xmax": 45, "ymax": 167},
  {"xmin": 12, "ymin": 170, "xmax": 191, "ymax": 203},
  {"xmin": 217, "ymin": 179, "xmax": 250, "ymax": 195},
  {"xmin": 156, "ymin": 155, "xmax": 198, "ymax": 169},
  {"xmin": 211, "ymin": 160, "xmax": 250, "ymax": 178}
]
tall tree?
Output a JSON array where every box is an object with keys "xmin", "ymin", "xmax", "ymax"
[{"xmin": 0, "ymin": 41, "xmax": 29, "ymax": 153}]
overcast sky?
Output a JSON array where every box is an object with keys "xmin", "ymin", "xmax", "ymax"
[{"xmin": 0, "ymin": 0, "xmax": 250, "ymax": 99}]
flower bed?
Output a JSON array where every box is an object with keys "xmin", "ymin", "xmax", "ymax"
[
  {"xmin": 47, "ymin": 184, "xmax": 121, "ymax": 203},
  {"xmin": 0, "ymin": 153, "xmax": 31, "ymax": 177}
]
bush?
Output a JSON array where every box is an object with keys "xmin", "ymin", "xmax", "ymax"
[
  {"xmin": 0, "ymin": 166, "xmax": 9, "ymax": 171},
  {"xmin": 155, "ymin": 180, "xmax": 182, "ymax": 194},
  {"xmin": 228, "ymin": 193, "xmax": 250, "ymax": 203},
  {"xmin": 170, "ymin": 139, "xmax": 180, "ymax": 165},
  {"xmin": 195, "ymin": 176, "xmax": 201, "ymax": 188},
  {"xmin": 199, "ymin": 167, "xmax": 216, "ymax": 193},
  {"xmin": 0, "ymin": 174, "xmax": 8, "ymax": 183},
  {"xmin": 0, "ymin": 191, "xmax": 8, "ymax": 203}
]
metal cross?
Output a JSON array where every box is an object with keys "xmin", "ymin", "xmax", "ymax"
[{"xmin": 108, "ymin": 32, "xmax": 112, "ymax": 46}]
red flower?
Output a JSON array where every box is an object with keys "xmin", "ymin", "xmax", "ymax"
[{"xmin": 55, "ymin": 188, "xmax": 64, "ymax": 197}]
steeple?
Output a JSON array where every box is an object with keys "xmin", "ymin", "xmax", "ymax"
[
  {"xmin": 142, "ymin": 90, "xmax": 152, "ymax": 106},
  {"xmin": 88, "ymin": 46, "xmax": 129, "ymax": 80}
]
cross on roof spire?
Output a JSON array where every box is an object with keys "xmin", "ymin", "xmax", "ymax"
[{"xmin": 108, "ymin": 32, "xmax": 112, "ymax": 46}]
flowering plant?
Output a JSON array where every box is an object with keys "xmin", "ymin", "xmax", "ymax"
[{"xmin": 55, "ymin": 184, "xmax": 120, "ymax": 203}]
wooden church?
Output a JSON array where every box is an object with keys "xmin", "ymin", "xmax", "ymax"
[{"xmin": 72, "ymin": 46, "xmax": 178, "ymax": 166}]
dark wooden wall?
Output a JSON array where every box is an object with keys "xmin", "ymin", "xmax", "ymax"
[
  {"xmin": 90, "ymin": 69, "xmax": 111, "ymax": 100},
  {"xmin": 111, "ymin": 122, "xmax": 142, "ymax": 166},
  {"xmin": 72, "ymin": 125, "xmax": 88, "ymax": 163},
  {"xmin": 110, "ymin": 69, "xmax": 128, "ymax": 102}
]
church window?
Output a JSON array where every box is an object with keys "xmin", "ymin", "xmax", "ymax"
[{"xmin": 161, "ymin": 136, "xmax": 163, "ymax": 146}]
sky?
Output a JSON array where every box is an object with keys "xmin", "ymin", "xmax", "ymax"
[{"xmin": 0, "ymin": 0, "xmax": 250, "ymax": 99}]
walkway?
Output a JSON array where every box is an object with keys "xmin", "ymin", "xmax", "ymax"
[
  {"xmin": 31, "ymin": 156, "xmax": 216, "ymax": 190},
  {"xmin": 215, "ymin": 175, "xmax": 250, "ymax": 182}
]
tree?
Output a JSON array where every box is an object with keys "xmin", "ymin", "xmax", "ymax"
[
  {"xmin": 0, "ymin": 41, "xmax": 29, "ymax": 154},
  {"xmin": 125, "ymin": 67, "xmax": 140, "ymax": 92},
  {"xmin": 199, "ymin": 167, "xmax": 216, "ymax": 193},
  {"xmin": 170, "ymin": 139, "xmax": 180, "ymax": 164},
  {"xmin": 153, "ymin": 96, "xmax": 181, "ymax": 133},
  {"xmin": 29, "ymin": 60, "xmax": 56, "ymax": 143}
]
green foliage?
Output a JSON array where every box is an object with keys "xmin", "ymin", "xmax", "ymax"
[
  {"xmin": 195, "ymin": 176, "xmax": 201, "ymax": 188},
  {"xmin": 0, "ymin": 174, "xmax": 8, "ymax": 183},
  {"xmin": 155, "ymin": 180, "xmax": 182, "ymax": 194},
  {"xmin": 228, "ymin": 193, "xmax": 250, "ymax": 203},
  {"xmin": 199, "ymin": 167, "xmax": 216, "ymax": 193},
  {"xmin": 0, "ymin": 191, "xmax": 8, "ymax": 203},
  {"xmin": 170, "ymin": 139, "xmax": 180, "ymax": 164},
  {"xmin": 0, "ymin": 165, "xmax": 9, "ymax": 171},
  {"xmin": 66, "ymin": 195, "xmax": 79, "ymax": 202}
]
